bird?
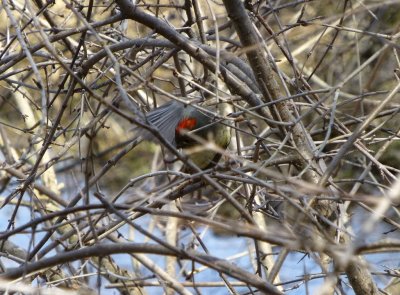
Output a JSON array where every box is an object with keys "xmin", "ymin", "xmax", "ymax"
[{"xmin": 143, "ymin": 100, "xmax": 231, "ymax": 170}]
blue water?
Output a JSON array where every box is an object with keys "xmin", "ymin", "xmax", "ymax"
[{"xmin": 1, "ymin": 186, "xmax": 399, "ymax": 294}]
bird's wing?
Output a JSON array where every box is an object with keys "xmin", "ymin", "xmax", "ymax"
[{"xmin": 144, "ymin": 101, "xmax": 185, "ymax": 147}]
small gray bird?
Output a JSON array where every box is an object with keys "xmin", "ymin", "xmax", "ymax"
[{"xmin": 144, "ymin": 100, "xmax": 231, "ymax": 170}]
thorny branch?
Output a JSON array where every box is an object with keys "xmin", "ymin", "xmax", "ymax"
[{"xmin": 0, "ymin": 0, "xmax": 400, "ymax": 294}]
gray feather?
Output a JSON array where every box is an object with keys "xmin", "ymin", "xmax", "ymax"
[{"xmin": 144, "ymin": 101, "xmax": 185, "ymax": 147}]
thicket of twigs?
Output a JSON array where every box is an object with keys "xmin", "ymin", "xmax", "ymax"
[{"xmin": 1, "ymin": 0, "xmax": 400, "ymax": 294}]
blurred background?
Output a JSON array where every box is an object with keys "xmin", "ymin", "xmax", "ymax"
[{"xmin": 0, "ymin": 0, "xmax": 400, "ymax": 294}]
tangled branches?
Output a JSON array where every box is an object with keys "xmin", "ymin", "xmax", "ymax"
[{"xmin": 0, "ymin": 0, "xmax": 400, "ymax": 294}]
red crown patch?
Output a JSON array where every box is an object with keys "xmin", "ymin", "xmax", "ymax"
[{"xmin": 176, "ymin": 118, "xmax": 197, "ymax": 133}]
